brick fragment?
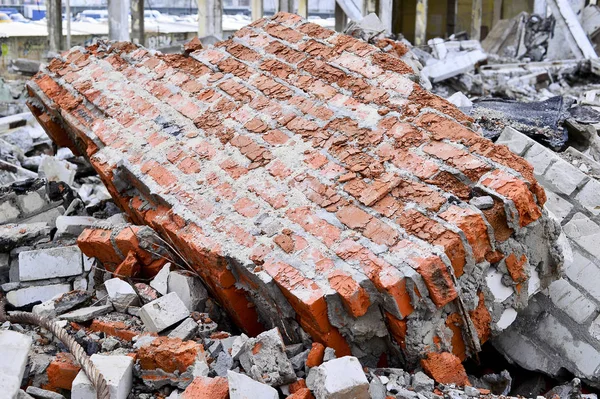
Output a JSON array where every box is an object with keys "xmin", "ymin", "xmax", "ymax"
[{"xmin": 421, "ymin": 352, "xmax": 470, "ymax": 386}]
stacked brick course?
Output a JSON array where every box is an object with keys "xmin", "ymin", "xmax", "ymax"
[
  {"xmin": 26, "ymin": 13, "xmax": 561, "ymax": 367},
  {"xmin": 494, "ymin": 127, "xmax": 600, "ymax": 387}
]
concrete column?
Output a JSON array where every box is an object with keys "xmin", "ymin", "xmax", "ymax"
[
  {"xmin": 108, "ymin": 0, "xmax": 131, "ymax": 41},
  {"xmin": 47, "ymin": 0, "xmax": 62, "ymax": 53},
  {"xmin": 278, "ymin": 0, "xmax": 293, "ymax": 13},
  {"xmin": 131, "ymin": 0, "xmax": 145, "ymax": 45},
  {"xmin": 197, "ymin": 0, "xmax": 223, "ymax": 37},
  {"xmin": 378, "ymin": 0, "xmax": 393, "ymax": 33},
  {"xmin": 298, "ymin": 0, "xmax": 308, "ymax": 18},
  {"xmin": 335, "ymin": 2, "xmax": 347, "ymax": 32},
  {"xmin": 492, "ymin": 0, "xmax": 502, "ymax": 26},
  {"xmin": 470, "ymin": 0, "xmax": 482, "ymax": 41},
  {"xmin": 415, "ymin": 0, "xmax": 427, "ymax": 47},
  {"xmin": 534, "ymin": 0, "xmax": 548, "ymax": 16},
  {"xmin": 252, "ymin": 0, "xmax": 263, "ymax": 21},
  {"xmin": 65, "ymin": 0, "xmax": 71, "ymax": 49}
]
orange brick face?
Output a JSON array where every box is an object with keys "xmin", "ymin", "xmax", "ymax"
[{"xmin": 29, "ymin": 12, "xmax": 552, "ymax": 369}]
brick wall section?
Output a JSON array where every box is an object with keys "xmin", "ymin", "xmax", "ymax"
[
  {"xmin": 26, "ymin": 13, "xmax": 560, "ymax": 367},
  {"xmin": 494, "ymin": 127, "xmax": 600, "ymax": 387}
]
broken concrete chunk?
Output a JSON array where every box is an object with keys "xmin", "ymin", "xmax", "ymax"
[
  {"xmin": 7, "ymin": 283, "xmax": 71, "ymax": 308},
  {"xmin": 0, "ymin": 223, "xmax": 51, "ymax": 252},
  {"xmin": 167, "ymin": 270, "xmax": 208, "ymax": 312},
  {"xmin": 307, "ymin": 356, "xmax": 369, "ymax": 399},
  {"xmin": 227, "ymin": 370, "xmax": 278, "ymax": 399},
  {"xmin": 71, "ymin": 354, "xmax": 133, "ymax": 399},
  {"xmin": 149, "ymin": 263, "xmax": 171, "ymax": 296},
  {"xmin": 25, "ymin": 386, "xmax": 66, "ymax": 399},
  {"xmin": 0, "ymin": 330, "xmax": 32, "ymax": 399},
  {"xmin": 58, "ymin": 304, "xmax": 114, "ymax": 323},
  {"xmin": 55, "ymin": 216, "xmax": 98, "ymax": 238},
  {"xmin": 38, "ymin": 156, "xmax": 76, "ymax": 186},
  {"xmin": 168, "ymin": 317, "xmax": 199, "ymax": 341},
  {"xmin": 17, "ymin": 246, "xmax": 83, "ymax": 282},
  {"xmin": 139, "ymin": 292, "xmax": 190, "ymax": 333},
  {"xmin": 104, "ymin": 278, "xmax": 139, "ymax": 313},
  {"xmin": 469, "ymin": 196, "xmax": 494, "ymax": 210},
  {"xmin": 238, "ymin": 328, "xmax": 296, "ymax": 386}
]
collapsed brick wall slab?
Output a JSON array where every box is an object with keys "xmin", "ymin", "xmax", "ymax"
[{"xmin": 26, "ymin": 12, "xmax": 561, "ymax": 367}]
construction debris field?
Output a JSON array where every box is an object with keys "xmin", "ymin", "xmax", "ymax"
[{"xmin": 3, "ymin": 2, "xmax": 600, "ymax": 399}]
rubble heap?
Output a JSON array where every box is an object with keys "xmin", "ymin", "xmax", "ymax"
[{"xmin": 26, "ymin": 12, "xmax": 562, "ymax": 368}]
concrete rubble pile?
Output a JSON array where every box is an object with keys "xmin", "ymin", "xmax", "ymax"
[{"xmin": 0, "ymin": 10, "xmax": 598, "ymax": 399}]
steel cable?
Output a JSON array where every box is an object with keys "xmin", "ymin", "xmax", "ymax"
[{"xmin": 0, "ymin": 296, "xmax": 111, "ymax": 399}]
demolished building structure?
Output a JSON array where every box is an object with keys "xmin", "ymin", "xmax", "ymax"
[{"xmin": 24, "ymin": 12, "xmax": 564, "ymax": 372}]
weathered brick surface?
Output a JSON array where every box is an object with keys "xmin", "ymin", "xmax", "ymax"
[{"xmin": 27, "ymin": 13, "xmax": 560, "ymax": 368}]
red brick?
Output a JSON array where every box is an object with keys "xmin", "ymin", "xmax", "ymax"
[{"xmin": 46, "ymin": 353, "xmax": 81, "ymax": 391}]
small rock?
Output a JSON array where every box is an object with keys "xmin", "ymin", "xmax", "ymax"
[
  {"xmin": 412, "ymin": 371, "xmax": 435, "ymax": 393},
  {"xmin": 101, "ymin": 336, "xmax": 120, "ymax": 352},
  {"xmin": 323, "ymin": 347, "xmax": 336, "ymax": 362},
  {"xmin": 464, "ymin": 386, "xmax": 480, "ymax": 397},
  {"xmin": 469, "ymin": 196, "xmax": 494, "ymax": 210}
]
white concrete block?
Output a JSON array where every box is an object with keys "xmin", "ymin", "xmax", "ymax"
[
  {"xmin": 0, "ymin": 330, "xmax": 32, "ymax": 399},
  {"xmin": 18, "ymin": 246, "xmax": 83, "ymax": 282},
  {"xmin": 563, "ymin": 213, "xmax": 600, "ymax": 259},
  {"xmin": 547, "ymin": 279, "xmax": 596, "ymax": 324},
  {"xmin": 564, "ymin": 249, "xmax": 600, "ymax": 299},
  {"xmin": 167, "ymin": 270, "xmax": 208, "ymax": 312},
  {"xmin": 149, "ymin": 262, "xmax": 171, "ymax": 295},
  {"xmin": 495, "ymin": 127, "xmax": 534, "ymax": 156},
  {"xmin": 71, "ymin": 354, "xmax": 133, "ymax": 399},
  {"xmin": 422, "ymin": 50, "xmax": 487, "ymax": 82},
  {"xmin": 588, "ymin": 314, "xmax": 600, "ymax": 342},
  {"xmin": 541, "ymin": 159, "xmax": 588, "ymax": 196},
  {"xmin": 575, "ymin": 179, "xmax": 600, "ymax": 216},
  {"xmin": 6, "ymin": 283, "xmax": 71, "ymax": 307},
  {"xmin": 523, "ymin": 143, "xmax": 559, "ymax": 178},
  {"xmin": 227, "ymin": 370, "xmax": 278, "ymax": 399},
  {"xmin": 138, "ymin": 292, "xmax": 190, "ymax": 333},
  {"xmin": 39, "ymin": 156, "xmax": 76, "ymax": 186},
  {"xmin": 536, "ymin": 314, "xmax": 600, "ymax": 378},
  {"xmin": 543, "ymin": 191, "xmax": 573, "ymax": 224},
  {"xmin": 308, "ymin": 356, "xmax": 369, "ymax": 399},
  {"xmin": 104, "ymin": 278, "xmax": 139, "ymax": 313}
]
